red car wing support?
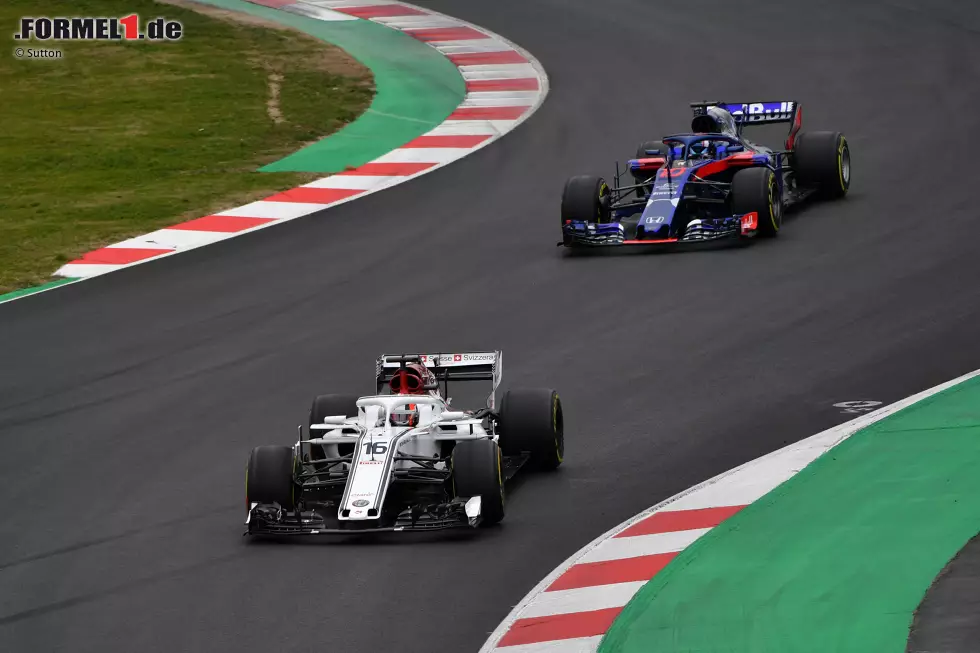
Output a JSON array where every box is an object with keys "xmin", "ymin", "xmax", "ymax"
[{"xmin": 785, "ymin": 103, "xmax": 803, "ymax": 150}]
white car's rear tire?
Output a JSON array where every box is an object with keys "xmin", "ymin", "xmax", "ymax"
[
  {"xmin": 307, "ymin": 394, "xmax": 359, "ymax": 459},
  {"xmin": 498, "ymin": 389, "xmax": 564, "ymax": 471}
]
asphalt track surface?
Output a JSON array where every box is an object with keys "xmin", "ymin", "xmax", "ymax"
[
  {"xmin": 2, "ymin": 1, "xmax": 980, "ymax": 651},
  {"xmin": 908, "ymin": 534, "xmax": 980, "ymax": 653}
]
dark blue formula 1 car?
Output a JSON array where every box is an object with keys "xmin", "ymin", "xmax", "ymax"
[{"xmin": 558, "ymin": 101, "xmax": 851, "ymax": 248}]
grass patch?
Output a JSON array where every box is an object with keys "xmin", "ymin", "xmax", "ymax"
[{"xmin": 0, "ymin": 0, "xmax": 374, "ymax": 292}]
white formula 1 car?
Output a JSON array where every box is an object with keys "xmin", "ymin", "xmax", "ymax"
[{"xmin": 244, "ymin": 352, "xmax": 564, "ymax": 535}]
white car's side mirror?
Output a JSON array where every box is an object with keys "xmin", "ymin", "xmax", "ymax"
[
  {"xmin": 322, "ymin": 415, "xmax": 348, "ymax": 425},
  {"xmin": 441, "ymin": 411, "xmax": 466, "ymax": 421}
]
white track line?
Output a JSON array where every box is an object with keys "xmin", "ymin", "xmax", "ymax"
[
  {"xmin": 577, "ymin": 528, "xmax": 711, "ymax": 564},
  {"xmin": 496, "ymin": 638, "xmax": 605, "ymax": 653},
  {"xmin": 520, "ymin": 583, "xmax": 648, "ymax": 619},
  {"xmin": 214, "ymin": 200, "xmax": 328, "ymax": 220},
  {"xmin": 373, "ymin": 148, "xmax": 475, "ymax": 164}
]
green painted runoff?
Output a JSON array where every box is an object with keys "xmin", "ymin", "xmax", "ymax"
[
  {"xmin": 193, "ymin": 0, "xmax": 465, "ymax": 173},
  {"xmin": 0, "ymin": 278, "xmax": 78, "ymax": 304},
  {"xmin": 599, "ymin": 375, "xmax": 980, "ymax": 653}
]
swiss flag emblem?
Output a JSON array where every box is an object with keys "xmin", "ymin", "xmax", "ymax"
[{"xmin": 453, "ymin": 354, "xmax": 462, "ymax": 362}]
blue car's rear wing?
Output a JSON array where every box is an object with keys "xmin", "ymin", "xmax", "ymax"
[{"xmin": 691, "ymin": 101, "xmax": 804, "ymax": 148}]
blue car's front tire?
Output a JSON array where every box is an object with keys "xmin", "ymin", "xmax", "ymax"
[
  {"xmin": 731, "ymin": 167, "xmax": 782, "ymax": 238},
  {"xmin": 561, "ymin": 175, "xmax": 612, "ymax": 226}
]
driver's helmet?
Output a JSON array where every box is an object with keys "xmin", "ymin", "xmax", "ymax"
[
  {"xmin": 390, "ymin": 403, "xmax": 420, "ymax": 427},
  {"xmin": 689, "ymin": 140, "xmax": 716, "ymax": 161},
  {"xmin": 389, "ymin": 362, "xmax": 436, "ymax": 395}
]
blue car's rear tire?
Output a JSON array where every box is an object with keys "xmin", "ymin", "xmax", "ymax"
[
  {"xmin": 794, "ymin": 131, "xmax": 850, "ymax": 199},
  {"xmin": 632, "ymin": 141, "xmax": 665, "ymax": 192},
  {"xmin": 731, "ymin": 167, "xmax": 782, "ymax": 238},
  {"xmin": 635, "ymin": 140, "xmax": 665, "ymax": 159}
]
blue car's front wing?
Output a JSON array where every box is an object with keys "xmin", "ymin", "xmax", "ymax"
[{"xmin": 561, "ymin": 214, "xmax": 753, "ymax": 248}]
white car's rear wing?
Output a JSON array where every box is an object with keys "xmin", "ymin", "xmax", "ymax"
[{"xmin": 375, "ymin": 351, "xmax": 503, "ymax": 409}]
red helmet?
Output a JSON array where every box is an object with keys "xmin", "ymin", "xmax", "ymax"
[{"xmin": 389, "ymin": 362, "xmax": 437, "ymax": 396}]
